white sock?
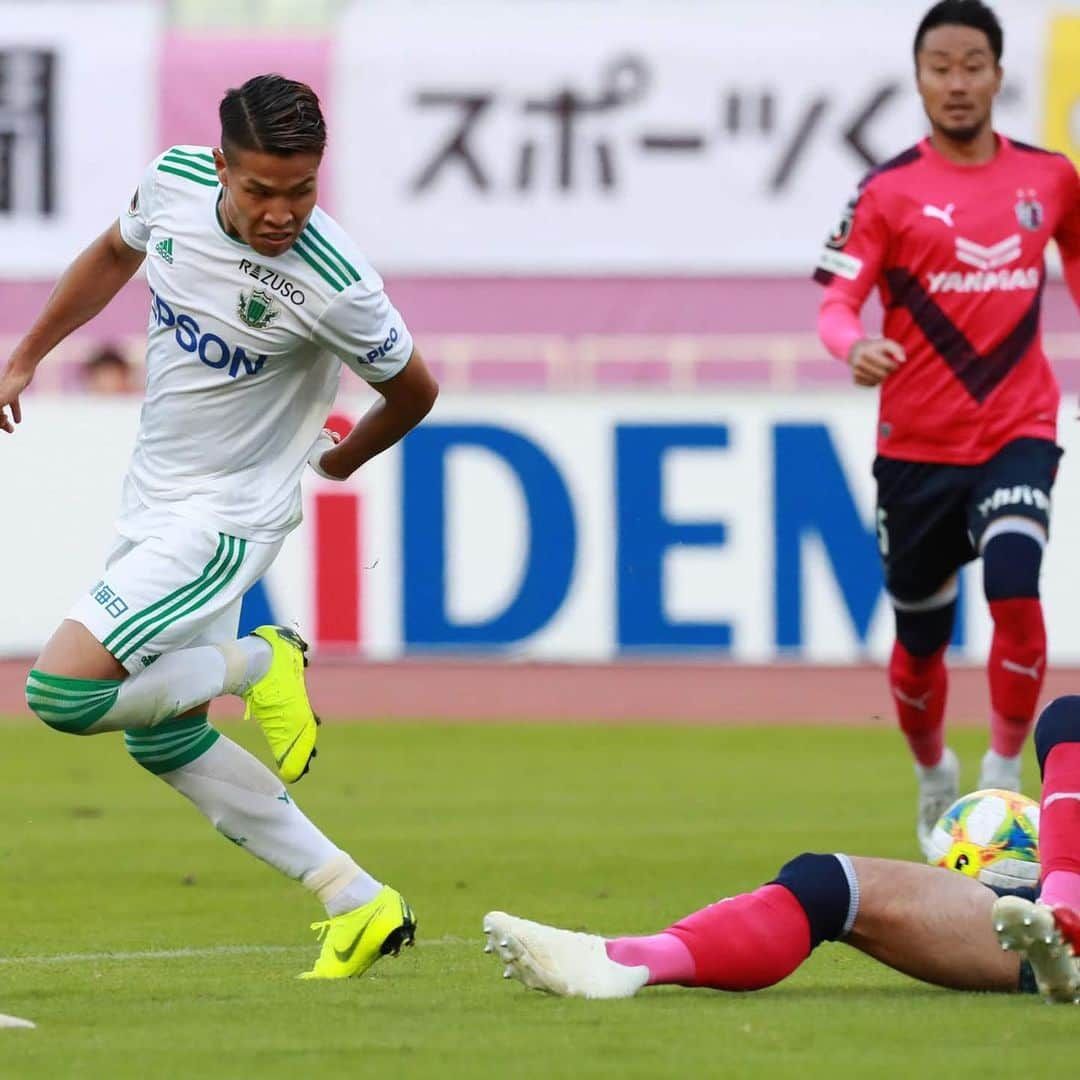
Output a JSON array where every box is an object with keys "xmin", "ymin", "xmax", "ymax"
[
  {"xmin": 157, "ymin": 734, "xmax": 382, "ymax": 911},
  {"xmin": 91, "ymin": 638, "xmax": 271, "ymax": 732}
]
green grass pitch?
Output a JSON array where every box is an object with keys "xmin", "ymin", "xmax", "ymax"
[{"xmin": 0, "ymin": 718, "xmax": 1073, "ymax": 1078}]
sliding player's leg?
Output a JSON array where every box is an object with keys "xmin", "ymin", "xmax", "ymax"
[
  {"xmin": 484, "ymin": 853, "xmax": 1020, "ymax": 998},
  {"xmin": 993, "ymin": 696, "xmax": 1080, "ymax": 1002}
]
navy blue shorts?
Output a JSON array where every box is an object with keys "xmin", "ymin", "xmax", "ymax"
[{"xmin": 873, "ymin": 437, "xmax": 1062, "ymax": 604}]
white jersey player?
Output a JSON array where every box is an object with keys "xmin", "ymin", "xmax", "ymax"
[{"xmin": 0, "ymin": 75, "xmax": 436, "ymax": 980}]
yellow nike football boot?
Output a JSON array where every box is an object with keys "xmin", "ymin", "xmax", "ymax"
[
  {"xmin": 299, "ymin": 886, "xmax": 417, "ymax": 980},
  {"xmin": 242, "ymin": 625, "xmax": 319, "ymax": 783}
]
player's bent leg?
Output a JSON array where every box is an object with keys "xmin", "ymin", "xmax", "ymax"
[
  {"xmin": 25, "ymin": 620, "xmax": 128, "ymax": 734},
  {"xmin": 484, "ymin": 852, "xmax": 857, "ymax": 998},
  {"xmin": 125, "ymin": 722, "xmax": 412, "ymax": 978},
  {"xmin": 240, "ymin": 625, "xmax": 319, "ymax": 784},
  {"xmin": 889, "ymin": 582, "xmax": 959, "ymax": 855},
  {"xmin": 992, "ymin": 895, "xmax": 1079, "ymax": 1003},
  {"xmin": 979, "ymin": 517, "xmax": 1047, "ymax": 790},
  {"xmin": 844, "ymin": 856, "xmax": 1020, "ymax": 992}
]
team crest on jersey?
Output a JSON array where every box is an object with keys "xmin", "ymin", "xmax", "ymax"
[
  {"xmin": 825, "ymin": 193, "xmax": 859, "ymax": 250},
  {"xmin": 1015, "ymin": 189, "xmax": 1044, "ymax": 231},
  {"xmin": 237, "ymin": 288, "xmax": 279, "ymax": 329}
]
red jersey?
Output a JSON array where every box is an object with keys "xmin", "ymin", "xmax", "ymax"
[{"xmin": 814, "ymin": 135, "xmax": 1080, "ymax": 464}]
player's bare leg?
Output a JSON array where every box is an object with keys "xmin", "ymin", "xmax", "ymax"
[
  {"xmin": 992, "ymin": 697, "xmax": 1080, "ymax": 1002},
  {"xmin": 844, "ymin": 857, "xmax": 1018, "ymax": 991},
  {"xmin": 485, "ymin": 853, "xmax": 1023, "ymax": 998}
]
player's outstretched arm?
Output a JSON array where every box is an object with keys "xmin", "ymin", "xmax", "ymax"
[
  {"xmin": 314, "ymin": 348, "xmax": 439, "ymax": 480},
  {"xmin": 0, "ymin": 221, "xmax": 145, "ymax": 434}
]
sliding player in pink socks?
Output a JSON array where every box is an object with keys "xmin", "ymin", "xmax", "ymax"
[
  {"xmin": 485, "ymin": 852, "xmax": 1038, "ymax": 1000},
  {"xmin": 993, "ymin": 696, "xmax": 1080, "ymax": 1002}
]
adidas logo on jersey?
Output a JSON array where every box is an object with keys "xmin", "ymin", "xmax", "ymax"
[{"xmin": 155, "ymin": 237, "xmax": 174, "ymax": 264}]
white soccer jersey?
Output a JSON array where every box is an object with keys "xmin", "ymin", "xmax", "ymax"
[{"xmin": 116, "ymin": 145, "xmax": 414, "ymax": 542}]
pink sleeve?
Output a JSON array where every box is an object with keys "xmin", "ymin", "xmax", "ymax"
[
  {"xmin": 817, "ymin": 294, "xmax": 866, "ymax": 362},
  {"xmin": 1063, "ymin": 249, "xmax": 1080, "ymax": 312}
]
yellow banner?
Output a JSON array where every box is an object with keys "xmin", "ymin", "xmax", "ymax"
[{"xmin": 1045, "ymin": 14, "xmax": 1080, "ymax": 167}]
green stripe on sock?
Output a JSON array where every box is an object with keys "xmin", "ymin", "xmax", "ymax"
[
  {"xmin": 126, "ymin": 716, "xmax": 218, "ymax": 774},
  {"xmin": 25, "ymin": 670, "xmax": 120, "ymax": 733}
]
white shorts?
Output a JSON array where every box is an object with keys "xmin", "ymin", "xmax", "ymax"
[{"xmin": 69, "ymin": 507, "xmax": 282, "ymax": 674}]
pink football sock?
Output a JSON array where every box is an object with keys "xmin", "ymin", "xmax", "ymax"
[
  {"xmin": 643, "ymin": 884, "xmax": 812, "ymax": 991},
  {"xmin": 1038, "ymin": 742, "xmax": 1080, "ymax": 907},
  {"xmin": 889, "ymin": 641, "xmax": 947, "ymax": 767},
  {"xmin": 1041, "ymin": 871, "xmax": 1080, "ymax": 911},
  {"xmin": 605, "ymin": 933, "xmax": 695, "ymax": 985}
]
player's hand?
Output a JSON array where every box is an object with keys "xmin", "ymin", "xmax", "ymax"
[
  {"xmin": 0, "ymin": 365, "xmax": 32, "ymax": 434},
  {"xmin": 307, "ymin": 427, "xmax": 344, "ymax": 479},
  {"xmin": 848, "ymin": 338, "xmax": 906, "ymax": 387}
]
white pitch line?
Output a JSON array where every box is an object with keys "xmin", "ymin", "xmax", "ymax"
[{"xmin": 0, "ymin": 936, "xmax": 472, "ymax": 967}]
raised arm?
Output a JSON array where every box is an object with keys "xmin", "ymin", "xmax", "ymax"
[{"xmin": 0, "ymin": 222, "xmax": 145, "ymax": 433}]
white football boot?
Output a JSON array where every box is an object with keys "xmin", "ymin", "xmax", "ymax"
[
  {"xmin": 977, "ymin": 748, "xmax": 1023, "ymax": 793},
  {"xmin": 992, "ymin": 896, "xmax": 1080, "ymax": 1004},
  {"xmin": 482, "ymin": 911, "xmax": 649, "ymax": 999},
  {"xmin": 916, "ymin": 746, "xmax": 960, "ymax": 859}
]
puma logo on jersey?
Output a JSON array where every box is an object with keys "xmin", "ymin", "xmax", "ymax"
[
  {"xmin": 922, "ymin": 203, "xmax": 955, "ymax": 228},
  {"xmin": 155, "ymin": 237, "xmax": 174, "ymax": 264},
  {"xmin": 893, "ymin": 688, "xmax": 931, "ymax": 711},
  {"xmin": 1000, "ymin": 657, "xmax": 1043, "ymax": 681}
]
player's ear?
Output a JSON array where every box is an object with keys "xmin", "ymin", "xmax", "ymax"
[{"xmin": 212, "ymin": 147, "xmax": 229, "ymax": 186}]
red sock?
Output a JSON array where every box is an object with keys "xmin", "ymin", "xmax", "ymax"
[
  {"xmin": 988, "ymin": 598, "xmax": 1046, "ymax": 757},
  {"xmin": 1039, "ymin": 743, "xmax": 1080, "ymax": 882},
  {"xmin": 663, "ymin": 884, "xmax": 811, "ymax": 991},
  {"xmin": 889, "ymin": 641, "xmax": 947, "ymax": 767}
]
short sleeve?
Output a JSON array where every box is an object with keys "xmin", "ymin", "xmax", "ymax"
[
  {"xmin": 811, "ymin": 181, "xmax": 889, "ymax": 304},
  {"xmin": 118, "ymin": 157, "xmax": 159, "ymax": 252},
  {"xmin": 1053, "ymin": 159, "xmax": 1080, "ymax": 262},
  {"xmin": 312, "ymin": 278, "xmax": 414, "ymax": 383}
]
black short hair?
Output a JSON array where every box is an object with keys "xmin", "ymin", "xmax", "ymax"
[
  {"xmin": 219, "ymin": 74, "xmax": 326, "ymax": 159},
  {"xmin": 915, "ymin": 0, "xmax": 997, "ymax": 63},
  {"xmin": 914, "ymin": 1, "xmax": 1003, "ymax": 63}
]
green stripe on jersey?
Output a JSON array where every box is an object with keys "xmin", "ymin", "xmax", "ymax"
[
  {"xmin": 167, "ymin": 147, "xmax": 215, "ymax": 164},
  {"xmin": 292, "ymin": 236, "xmax": 349, "ymax": 292},
  {"xmin": 158, "ymin": 163, "xmax": 219, "ymax": 187},
  {"xmin": 302, "ymin": 224, "xmax": 361, "ymax": 285},
  {"xmin": 161, "ymin": 154, "xmax": 217, "ymax": 177}
]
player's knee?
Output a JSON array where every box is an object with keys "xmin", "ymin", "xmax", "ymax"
[
  {"xmin": 124, "ymin": 714, "xmax": 217, "ymax": 774},
  {"xmin": 24, "ymin": 668, "xmax": 121, "ymax": 735},
  {"xmin": 771, "ymin": 852, "xmax": 858, "ymax": 948},
  {"xmin": 982, "ymin": 528, "xmax": 1043, "ymax": 601},
  {"xmin": 1034, "ymin": 697, "xmax": 1080, "ymax": 774},
  {"xmin": 892, "ymin": 588, "xmax": 956, "ymax": 658}
]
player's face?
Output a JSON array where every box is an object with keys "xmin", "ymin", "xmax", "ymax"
[
  {"xmin": 214, "ymin": 148, "xmax": 321, "ymax": 258},
  {"xmin": 916, "ymin": 25, "xmax": 1002, "ymax": 143}
]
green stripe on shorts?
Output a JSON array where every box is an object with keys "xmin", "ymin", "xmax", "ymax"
[{"xmin": 103, "ymin": 535, "xmax": 247, "ymax": 663}]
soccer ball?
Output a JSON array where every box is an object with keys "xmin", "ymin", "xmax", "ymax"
[{"xmin": 926, "ymin": 789, "xmax": 1040, "ymax": 890}]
